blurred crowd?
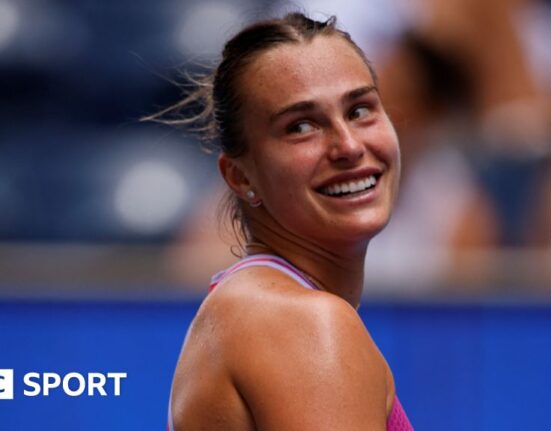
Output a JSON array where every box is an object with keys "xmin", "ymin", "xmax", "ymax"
[
  {"xmin": 1, "ymin": 0, "xmax": 550, "ymax": 293},
  {"xmin": 364, "ymin": 0, "xmax": 551, "ymax": 289}
]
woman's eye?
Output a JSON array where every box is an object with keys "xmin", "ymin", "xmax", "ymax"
[
  {"xmin": 349, "ymin": 106, "xmax": 372, "ymax": 120},
  {"xmin": 287, "ymin": 121, "xmax": 315, "ymax": 134}
]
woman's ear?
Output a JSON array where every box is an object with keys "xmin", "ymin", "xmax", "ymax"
[{"xmin": 218, "ymin": 153, "xmax": 251, "ymax": 199}]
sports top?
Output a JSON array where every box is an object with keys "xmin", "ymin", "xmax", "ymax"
[{"xmin": 168, "ymin": 253, "xmax": 414, "ymax": 431}]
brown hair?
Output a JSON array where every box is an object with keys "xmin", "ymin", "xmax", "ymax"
[{"xmin": 146, "ymin": 12, "xmax": 377, "ymax": 245}]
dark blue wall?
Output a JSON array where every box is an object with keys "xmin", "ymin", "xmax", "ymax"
[{"xmin": 0, "ymin": 298, "xmax": 549, "ymax": 430}]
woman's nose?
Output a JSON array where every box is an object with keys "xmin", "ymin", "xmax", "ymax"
[{"xmin": 327, "ymin": 122, "xmax": 365, "ymax": 164}]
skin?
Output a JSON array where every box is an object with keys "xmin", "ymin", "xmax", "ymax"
[{"xmin": 172, "ymin": 34, "xmax": 401, "ymax": 430}]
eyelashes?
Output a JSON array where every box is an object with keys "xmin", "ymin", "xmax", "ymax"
[
  {"xmin": 286, "ymin": 121, "xmax": 316, "ymax": 135},
  {"xmin": 348, "ymin": 105, "xmax": 372, "ymax": 120}
]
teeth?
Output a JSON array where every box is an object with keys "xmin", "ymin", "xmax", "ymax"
[{"xmin": 321, "ymin": 175, "xmax": 379, "ymax": 196}]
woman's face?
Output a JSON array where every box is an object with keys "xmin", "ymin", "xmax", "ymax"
[{"xmin": 235, "ymin": 35, "xmax": 401, "ymax": 245}]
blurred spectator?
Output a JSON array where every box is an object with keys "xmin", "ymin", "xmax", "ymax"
[
  {"xmin": 402, "ymin": 0, "xmax": 551, "ymax": 245},
  {"xmin": 363, "ymin": 0, "xmax": 551, "ymax": 290},
  {"xmin": 366, "ymin": 29, "xmax": 501, "ymax": 289}
]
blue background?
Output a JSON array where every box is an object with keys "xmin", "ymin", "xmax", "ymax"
[{"xmin": 1, "ymin": 298, "xmax": 550, "ymax": 430}]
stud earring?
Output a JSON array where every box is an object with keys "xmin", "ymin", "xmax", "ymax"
[{"xmin": 246, "ymin": 190, "xmax": 262, "ymax": 208}]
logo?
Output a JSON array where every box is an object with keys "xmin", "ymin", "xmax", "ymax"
[
  {"xmin": 0, "ymin": 369, "xmax": 14, "ymax": 400},
  {"xmin": 0, "ymin": 370, "xmax": 127, "ymax": 399}
]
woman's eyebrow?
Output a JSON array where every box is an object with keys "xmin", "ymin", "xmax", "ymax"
[
  {"xmin": 344, "ymin": 85, "xmax": 378, "ymax": 102},
  {"xmin": 270, "ymin": 100, "xmax": 316, "ymax": 122}
]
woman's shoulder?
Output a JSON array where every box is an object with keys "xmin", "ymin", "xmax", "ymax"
[
  {"xmin": 204, "ymin": 265, "xmax": 359, "ymax": 331},
  {"xmin": 198, "ymin": 265, "xmax": 384, "ymax": 368}
]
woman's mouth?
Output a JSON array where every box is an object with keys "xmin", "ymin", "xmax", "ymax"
[{"xmin": 318, "ymin": 174, "xmax": 380, "ymax": 197}]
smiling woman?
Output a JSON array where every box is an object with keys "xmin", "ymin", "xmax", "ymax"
[
  {"xmin": 223, "ymin": 34, "xmax": 400, "ymax": 255},
  {"xmin": 151, "ymin": 12, "xmax": 412, "ymax": 431}
]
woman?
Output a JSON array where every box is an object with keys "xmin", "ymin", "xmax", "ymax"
[{"xmin": 162, "ymin": 13, "xmax": 412, "ymax": 431}]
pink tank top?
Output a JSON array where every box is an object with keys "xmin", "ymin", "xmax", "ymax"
[{"xmin": 168, "ymin": 254, "xmax": 414, "ymax": 431}]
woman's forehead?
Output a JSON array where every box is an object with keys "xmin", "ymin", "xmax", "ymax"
[{"xmin": 239, "ymin": 35, "xmax": 375, "ymax": 113}]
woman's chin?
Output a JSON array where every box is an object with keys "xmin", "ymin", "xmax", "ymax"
[{"xmin": 311, "ymin": 218, "xmax": 389, "ymax": 248}]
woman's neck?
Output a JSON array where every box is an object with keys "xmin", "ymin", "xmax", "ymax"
[{"xmin": 245, "ymin": 220, "xmax": 369, "ymax": 309}]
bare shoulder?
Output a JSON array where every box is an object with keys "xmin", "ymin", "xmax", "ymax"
[
  {"xmin": 199, "ymin": 266, "xmax": 391, "ymax": 431},
  {"xmin": 201, "ymin": 265, "xmax": 374, "ymax": 353}
]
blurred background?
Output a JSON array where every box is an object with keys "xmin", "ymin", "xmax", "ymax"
[{"xmin": 0, "ymin": 0, "xmax": 550, "ymax": 429}]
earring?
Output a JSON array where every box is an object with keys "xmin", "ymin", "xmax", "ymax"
[{"xmin": 246, "ymin": 190, "xmax": 262, "ymax": 208}]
